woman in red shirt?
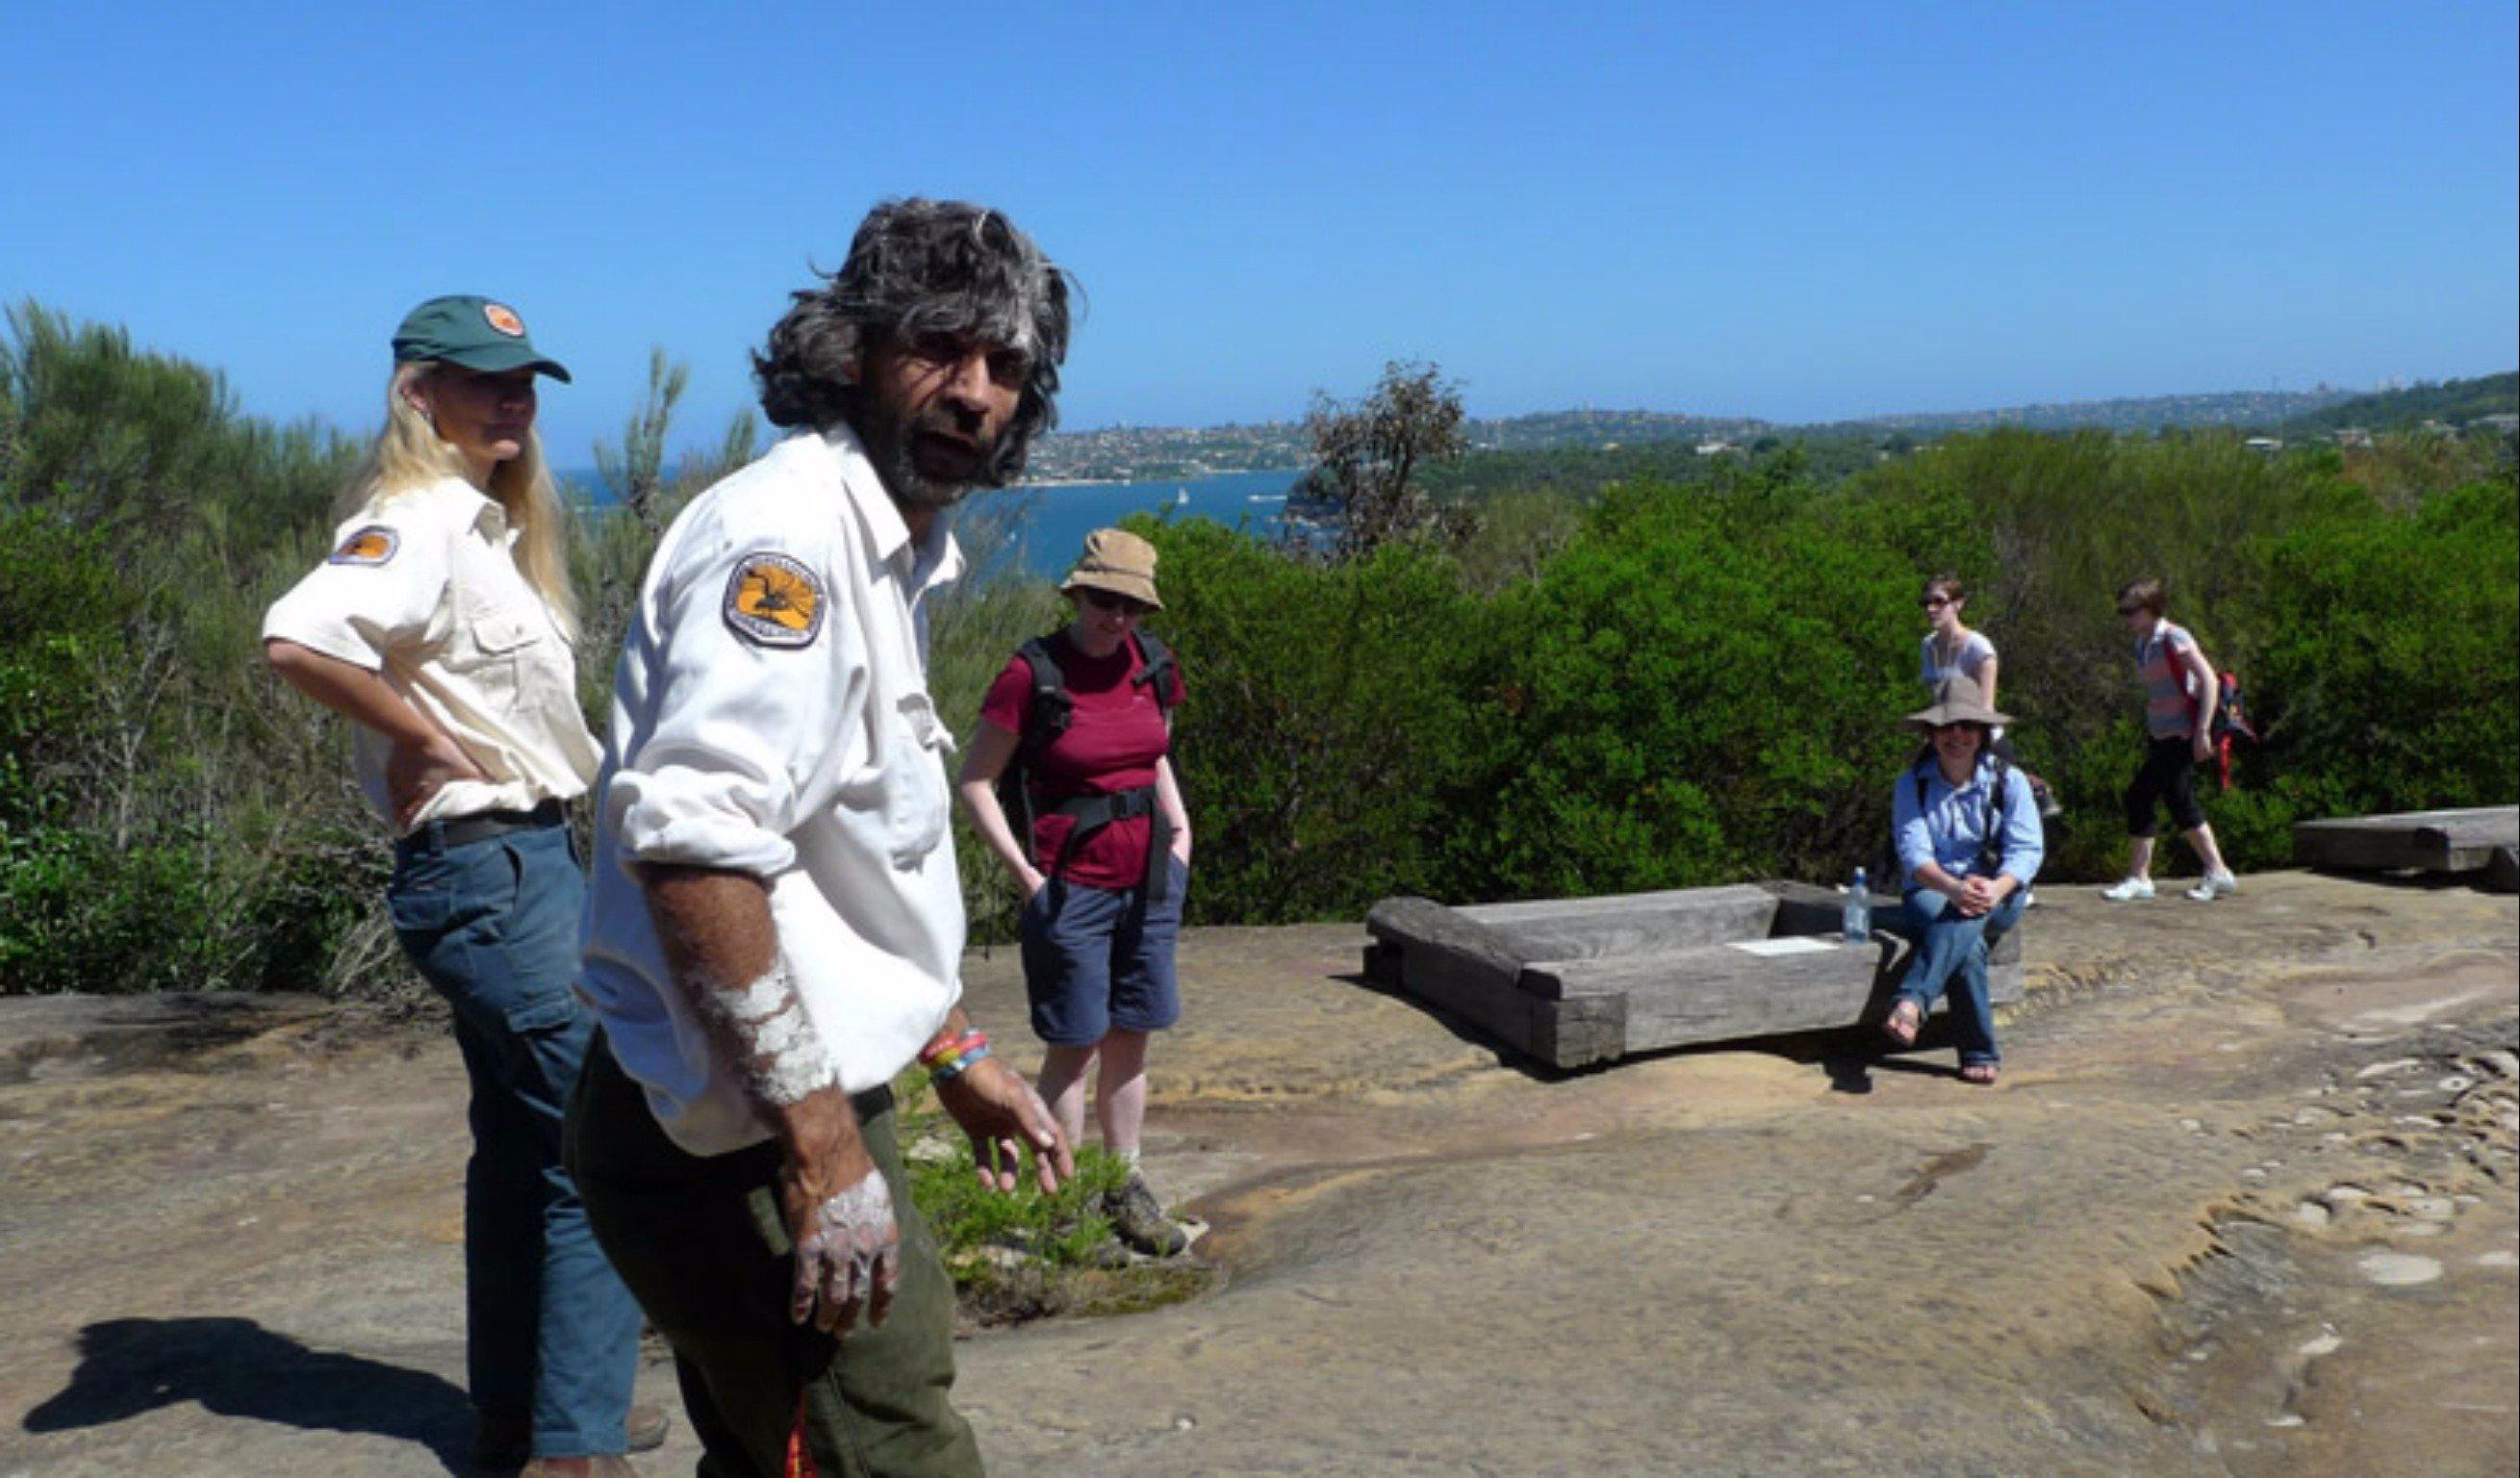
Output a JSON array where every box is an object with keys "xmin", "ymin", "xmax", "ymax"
[{"xmin": 957, "ymin": 529, "xmax": 1192, "ymax": 1255}]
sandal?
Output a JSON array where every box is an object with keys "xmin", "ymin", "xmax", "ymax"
[
  {"xmin": 1959, "ymin": 1063, "xmax": 1998, "ymax": 1086},
  {"xmin": 1882, "ymin": 998, "xmax": 1922, "ymax": 1048}
]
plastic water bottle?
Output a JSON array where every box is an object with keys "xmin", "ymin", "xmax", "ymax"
[{"xmin": 1843, "ymin": 867, "xmax": 1871, "ymax": 944}]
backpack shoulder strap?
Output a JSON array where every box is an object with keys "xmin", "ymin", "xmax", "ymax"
[
  {"xmin": 1131, "ymin": 630, "xmax": 1177, "ymax": 713},
  {"xmin": 1013, "ymin": 636, "xmax": 1072, "ymax": 755},
  {"xmin": 1979, "ymin": 753, "xmax": 2014, "ymax": 871}
]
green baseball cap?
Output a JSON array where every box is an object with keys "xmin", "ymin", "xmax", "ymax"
[{"xmin": 391, "ymin": 294, "xmax": 572, "ymax": 382}]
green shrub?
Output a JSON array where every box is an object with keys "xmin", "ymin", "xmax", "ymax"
[
  {"xmin": 2252, "ymin": 476, "xmax": 2520, "ymax": 819},
  {"xmin": 1460, "ymin": 474, "xmax": 1920, "ymax": 897},
  {"xmin": 1137, "ymin": 517, "xmax": 1489, "ymax": 921}
]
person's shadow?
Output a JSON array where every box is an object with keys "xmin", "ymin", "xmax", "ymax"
[{"xmin": 23, "ymin": 1316, "xmax": 474, "ymax": 1475}]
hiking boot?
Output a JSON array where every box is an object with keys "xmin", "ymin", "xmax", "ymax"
[
  {"xmin": 2100, "ymin": 877, "xmax": 2155, "ymax": 902},
  {"xmin": 2185, "ymin": 870, "xmax": 2239, "ymax": 902},
  {"xmin": 477, "ymin": 1406, "xmax": 670, "ymax": 1469},
  {"xmin": 1105, "ymin": 1171, "xmax": 1189, "ymax": 1258}
]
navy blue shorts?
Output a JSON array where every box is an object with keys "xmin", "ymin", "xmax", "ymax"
[{"xmin": 1018, "ymin": 854, "xmax": 1186, "ymax": 1046}]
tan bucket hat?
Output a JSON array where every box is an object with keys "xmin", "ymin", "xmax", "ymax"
[
  {"xmin": 1905, "ymin": 674, "xmax": 2012, "ymax": 730},
  {"xmin": 1059, "ymin": 527, "xmax": 1163, "ymax": 609}
]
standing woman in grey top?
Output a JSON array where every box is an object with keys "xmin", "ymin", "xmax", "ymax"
[
  {"xmin": 1920, "ymin": 574, "xmax": 1999, "ymax": 714},
  {"xmin": 260, "ymin": 297, "xmax": 657, "ymax": 1476}
]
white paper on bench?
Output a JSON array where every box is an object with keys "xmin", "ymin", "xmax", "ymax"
[{"xmin": 1725, "ymin": 936, "xmax": 1839, "ymax": 956}]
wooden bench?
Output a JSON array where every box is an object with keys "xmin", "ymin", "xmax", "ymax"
[
  {"xmin": 2292, "ymin": 806, "xmax": 2519, "ymax": 892},
  {"xmin": 1362, "ymin": 881, "xmax": 2023, "ymax": 1070}
]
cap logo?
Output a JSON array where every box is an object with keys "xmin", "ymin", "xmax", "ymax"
[
  {"xmin": 724, "ymin": 551, "xmax": 825, "ymax": 649},
  {"xmin": 482, "ymin": 302, "xmax": 525, "ymax": 337},
  {"xmin": 328, "ymin": 524, "xmax": 400, "ymax": 567}
]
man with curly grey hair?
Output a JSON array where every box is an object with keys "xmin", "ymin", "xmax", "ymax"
[{"xmin": 570, "ymin": 198, "xmax": 1078, "ymax": 1477}]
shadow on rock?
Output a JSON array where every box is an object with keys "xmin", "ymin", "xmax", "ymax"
[{"xmin": 23, "ymin": 1316, "xmax": 472, "ymax": 1475}]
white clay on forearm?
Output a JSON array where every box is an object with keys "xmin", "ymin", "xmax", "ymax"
[{"xmin": 693, "ymin": 957, "xmax": 841, "ymax": 1108}]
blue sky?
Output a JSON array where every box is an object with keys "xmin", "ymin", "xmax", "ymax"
[{"xmin": 4, "ymin": 1, "xmax": 2513, "ymax": 461}]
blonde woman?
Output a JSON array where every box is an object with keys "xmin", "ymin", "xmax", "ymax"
[{"xmin": 262, "ymin": 297, "xmax": 658, "ymax": 1478}]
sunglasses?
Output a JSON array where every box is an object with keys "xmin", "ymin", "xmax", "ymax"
[
  {"xmin": 1080, "ymin": 588, "xmax": 1151, "ymax": 618},
  {"xmin": 1921, "ymin": 597, "xmax": 1950, "ymax": 609},
  {"xmin": 2117, "ymin": 604, "xmax": 2144, "ymax": 616}
]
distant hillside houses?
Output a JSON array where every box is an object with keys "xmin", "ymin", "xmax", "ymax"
[{"xmin": 1025, "ymin": 373, "xmax": 2516, "ymax": 483}]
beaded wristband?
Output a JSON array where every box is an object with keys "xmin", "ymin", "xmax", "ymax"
[
  {"xmin": 918, "ymin": 1029, "xmax": 985, "ymax": 1069},
  {"xmin": 929, "ymin": 1042, "xmax": 992, "ymax": 1084}
]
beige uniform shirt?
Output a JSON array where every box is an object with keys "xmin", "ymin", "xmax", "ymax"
[
  {"xmin": 261, "ymin": 476, "xmax": 598, "ymax": 829},
  {"xmin": 578, "ymin": 426, "xmax": 968, "ymax": 1157}
]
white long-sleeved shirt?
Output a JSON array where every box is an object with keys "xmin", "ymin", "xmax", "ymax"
[
  {"xmin": 578, "ymin": 425, "xmax": 967, "ymax": 1157},
  {"xmin": 260, "ymin": 475, "xmax": 598, "ymax": 829}
]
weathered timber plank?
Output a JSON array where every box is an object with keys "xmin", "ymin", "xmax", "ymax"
[
  {"xmin": 1540, "ymin": 945, "xmax": 1884, "ymax": 1051},
  {"xmin": 1365, "ymin": 897, "xmax": 1565, "ymax": 1062},
  {"xmin": 1401, "ymin": 948, "xmax": 1551, "ymax": 1061},
  {"xmin": 1527, "ymin": 937, "xmax": 2022, "ymax": 1052},
  {"xmin": 1532, "ymin": 995, "xmax": 1627, "ymax": 1070},
  {"xmin": 1762, "ymin": 879, "xmax": 1890, "ymax": 938},
  {"xmin": 2486, "ymin": 846, "xmax": 2519, "ymax": 896},
  {"xmin": 1457, "ymin": 885, "xmax": 1775, "ymax": 925},
  {"xmin": 1521, "ymin": 940, "xmax": 1873, "ymax": 1000},
  {"xmin": 1366, "ymin": 897, "xmax": 1528, "ymax": 975},
  {"xmin": 1366, "ymin": 884, "xmax": 2024, "ymax": 1063},
  {"xmin": 1463, "ymin": 885, "xmax": 1779, "ymax": 961},
  {"xmin": 1762, "ymin": 879, "xmax": 2019, "ymax": 967},
  {"xmin": 2294, "ymin": 806, "xmax": 2520, "ymax": 873}
]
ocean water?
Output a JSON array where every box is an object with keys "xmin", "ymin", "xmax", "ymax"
[
  {"xmin": 568, "ymin": 465, "xmax": 1305, "ymax": 580},
  {"xmin": 969, "ymin": 467, "xmax": 1304, "ymax": 576}
]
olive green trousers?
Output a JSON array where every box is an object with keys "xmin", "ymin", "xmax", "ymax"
[{"xmin": 568, "ymin": 1041, "xmax": 982, "ymax": 1478}]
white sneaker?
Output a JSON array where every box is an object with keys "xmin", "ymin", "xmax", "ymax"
[
  {"xmin": 2100, "ymin": 877, "xmax": 2155, "ymax": 902},
  {"xmin": 2022, "ymin": 888, "xmax": 2039, "ymax": 909},
  {"xmin": 2186, "ymin": 871, "xmax": 2238, "ymax": 902}
]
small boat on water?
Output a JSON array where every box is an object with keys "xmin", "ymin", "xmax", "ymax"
[
  {"xmin": 1174, "ymin": 488, "xmax": 1190, "ymax": 507},
  {"xmin": 1247, "ymin": 493, "xmax": 1286, "ymax": 503}
]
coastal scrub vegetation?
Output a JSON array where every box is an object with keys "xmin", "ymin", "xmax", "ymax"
[{"xmin": 1, "ymin": 304, "xmax": 2512, "ymax": 997}]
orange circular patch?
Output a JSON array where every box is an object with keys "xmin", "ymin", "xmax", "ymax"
[
  {"xmin": 723, "ymin": 552, "xmax": 826, "ymax": 648},
  {"xmin": 482, "ymin": 302, "xmax": 525, "ymax": 337},
  {"xmin": 738, "ymin": 564, "xmax": 817, "ymax": 629},
  {"xmin": 327, "ymin": 524, "xmax": 400, "ymax": 567}
]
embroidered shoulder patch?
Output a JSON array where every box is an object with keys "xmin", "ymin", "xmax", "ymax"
[
  {"xmin": 724, "ymin": 552, "xmax": 826, "ymax": 649},
  {"xmin": 328, "ymin": 525, "xmax": 400, "ymax": 567}
]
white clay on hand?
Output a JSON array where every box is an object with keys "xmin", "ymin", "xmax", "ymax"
[{"xmin": 791, "ymin": 1171, "xmax": 901, "ymax": 1330}]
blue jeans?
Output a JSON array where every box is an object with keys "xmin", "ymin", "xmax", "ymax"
[
  {"xmin": 388, "ymin": 820, "xmax": 642, "ymax": 1460},
  {"xmin": 1893, "ymin": 887, "xmax": 2026, "ymax": 1069}
]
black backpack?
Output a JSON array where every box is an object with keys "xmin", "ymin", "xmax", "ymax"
[{"xmin": 994, "ymin": 630, "xmax": 1179, "ymax": 883}]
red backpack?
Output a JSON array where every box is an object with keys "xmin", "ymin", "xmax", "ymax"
[{"xmin": 2145, "ymin": 626, "xmax": 2260, "ymax": 789}]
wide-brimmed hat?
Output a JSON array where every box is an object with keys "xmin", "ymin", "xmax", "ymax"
[
  {"xmin": 392, "ymin": 294, "xmax": 572, "ymax": 382},
  {"xmin": 1905, "ymin": 674, "xmax": 2012, "ymax": 730},
  {"xmin": 1059, "ymin": 527, "xmax": 1163, "ymax": 610}
]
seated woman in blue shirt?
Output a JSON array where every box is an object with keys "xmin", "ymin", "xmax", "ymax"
[{"xmin": 1883, "ymin": 675, "xmax": 2046, "ymax": 1084}]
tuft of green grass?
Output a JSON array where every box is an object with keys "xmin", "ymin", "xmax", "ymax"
[{"xmin": 892, "ymin": 1072, "xmax": 1133, "ymax": 1280}]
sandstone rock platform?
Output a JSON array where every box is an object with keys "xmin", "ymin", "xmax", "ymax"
[{"xmin": 2, "ymin": 871, "xmax": 2512, "ymax": 1477}]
